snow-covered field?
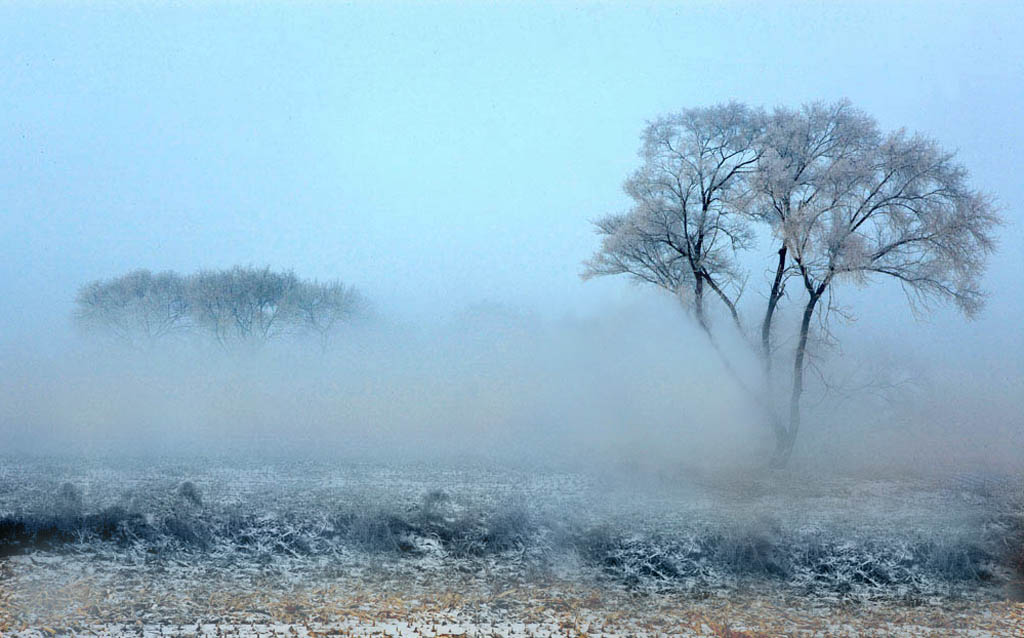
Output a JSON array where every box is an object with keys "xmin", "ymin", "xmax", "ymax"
[{"xmin": 1, "ymin": 455, "xmax": 1022, "ymax": 636}]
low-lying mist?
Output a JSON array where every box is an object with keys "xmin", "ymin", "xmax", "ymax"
[{"xmin": 1, "ymin": 294, "xmax": 1021, "ymax": 478}]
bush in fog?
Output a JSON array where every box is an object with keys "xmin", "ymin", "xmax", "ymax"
[
  {"xmin": 337, "ymin": 508, "xmax": 415, "ymax": 553},
  {"xmin": 57, "ymin": 482, "xmax": 83, "ymax": 512},
  {"xmin": 992, "ymin": 490, "xmax": 1024, "ymax": 588},
  {"xmin": 178, "ymin": 481, "xmax": 202, "ymax": 507},
  {"xmin": 482, "ymin": 505, "xmax": 533, "ymax": 553},
  {"xmin": 0, "ymin": 478, "xmax": 1010, "ymax": 599},
  {"xmin": 713, "ymin": 526, "xmax": 791, "ymax": 579},
  {"xmin": 418, "ymin": 489, "xmax": 450, "ymax": 518},
  {"xmin": 52, "ymin": 482, "xmax": 85, "ymax": 535},
  {"xmin": 74, "ymin": 266, "xmax": 361, "ymax": 348}
]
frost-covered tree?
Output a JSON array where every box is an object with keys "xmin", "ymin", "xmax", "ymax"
[
  {"xmin": 751, "ymin": 101, "xmax": 878, "ymax": 369},
  {"xmin": 289, "ymin": 279, "xmax": 362, "ymax": 350},
  {"xmin": 187, "ymin": 266, "xmax": 300, "ymax": 345},
  {"xmin": 76, "ymin": 266, "xmax": 363, "ymax": 349},
  {"xmin": 74, "ymin": 269, "xmax": 190, "ymax": 345},
  {"xmin": 584, "ymin": 103, "xmax": 765, "ymax": 339},
  {"xmin": 585, "ymin": 100, "xmax": 1001, "ymax": 467},
  {"xmin": 759, "ymin": 101, "xmax": 1001, "ymax": 465}
]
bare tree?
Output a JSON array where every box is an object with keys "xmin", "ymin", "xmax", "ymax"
[
  {"xmin": 76, "ymin": 266, "xmax": 362, "ymax": 349},
  {"xmin": 752, "ymin": 101, "xmax": 877, "ymax": 369},
  {"xmin": 585, "ymin": 100, "xmax": 1002, "ymax": 468},
  {"xmin": 290, "ymin": 279, "xmax": 362, "ymax": 350},
  {"xmin": 760, "ymin": 104, "xmax": 1001, "ymax": 465},
  {"xmin": 74, "ymin": 270, "xmax": 189, "ymax": 346},
  {"xmin": 186, "ymin": 269, "xmax": 235, "ymax": 345},
  {"xmin": 187, "ymin": 266, "xmax": 299, "ymax": 345},
  {"xmin": 750, "ymin": 100, "xmax": 884, "ymax": 463},
  {"xmin": 583, "ymin": 103, "xmax": 765, "ymax": 380}
]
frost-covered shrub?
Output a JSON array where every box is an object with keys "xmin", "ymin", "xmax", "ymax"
[
  {"xmin": 0, "ymin": 461, "xmax": 1016, "ymax": 601},
  {"xmin": 711, "ymin": 519, "xmax": 791, "ymax": 579},
  {"xmin": 325, "ymin": 495, "xmax": 537, "ymax": 559},
  {"xmin": 162, "ymin": 511, "xmax": 210, "ymax": 548},
  {"xmin": 1013, "ymin": 521, "xmax": 1024, "ymax": 586},
  {"xmin": 994, "ymin": 492, "xmax": 1024, "ymax": 587},
  {"xmin": 82, "ymin": 505, "xmax": 149, "ymax": 544},
  {"xmin": 483, "ymin": 505, "xmax": 533, "ymax": 553},
  {"xmin": 421, "ymin": 489, "xmax": 449, "ymax": 511},
  {"xmin": 560, "ymin": 520, "xmax": 999, "ymax": 597},
  {"xmin": 916, "ymin": 538, "xmax": 992, "ymax": 582},
  {"xmin": 46, "ymin": 482, "xmax": 86, "ymax": 534},
  {"xmin": 404, "ymin": 489, "xmax": 476, "ymax": 556},
  {"xmin": 341, "ymin": 508, "xmax": 414, "ymax": 553},
  {"xmin": 178, "ymin": 481, "xmax": 203, "ymax": 507},
  {"xmin": 57, "ymin": 482, "xmax": 83, "ymax": 511},
  {"xmin": 573, "ymin": 525, "xmax": 620, "ymax": 566},
  {"xmin": 572, "ymin": 527, "xmax": 684, "ymax": 590},
  {"xmin": 413, "ymin": 490, "xmax": 454, "ymax": 533}
]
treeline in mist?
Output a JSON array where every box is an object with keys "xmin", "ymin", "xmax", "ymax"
[{"xmin": 74, "ymin": 266, "xmax": 362, "ymax": 348}]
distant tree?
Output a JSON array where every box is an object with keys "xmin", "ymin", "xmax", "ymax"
[
  {"xmin": 75, "ymin": 266, "xmax": 362, "ymax": 349},
  {"xmin": 585, "ymin": 100, "xmax": 1001, "ymax": 467},
  {"xmin": 184, "ymin": 269, "xmax": 235, "ymax": 345},
  {"xmin": 187, "ymin": 266, "xmax": 300, "ymax": 345},
  {"xmin": 74, "ymin": 269, "xmax": 189, "ymax": 345},
  {"xmin": 289, "ymin": 279, "xmax": 362, "ymax": 350}
]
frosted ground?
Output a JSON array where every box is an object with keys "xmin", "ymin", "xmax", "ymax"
[{"xmin": 1, "ymin": 455, "xmax": 1022, "ymax": 636}]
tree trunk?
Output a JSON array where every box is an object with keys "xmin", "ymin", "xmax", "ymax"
[
  {"xmin": 693, "ymin": 271, "xmax": 708, "ymax": 334},
  {"xmin": 760, "ymin": 245, "xmax": 788, "ymax": 370},
  {"xmin": 759, "ymin": 245, "xmax": 789, "ymax": 467},
  {"xmin": 770, "ymin": 288, "xmax": 821, "ymax": 468}
]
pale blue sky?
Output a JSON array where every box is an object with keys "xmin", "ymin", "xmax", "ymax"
[{"xmin": 1, "ymin": 1, "xmax": 1022, "ymax": 363}]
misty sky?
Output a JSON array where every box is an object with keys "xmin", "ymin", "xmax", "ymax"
[{"xmin": 1, "ymin": 2, "xmax": 1022, "ymax": 369}]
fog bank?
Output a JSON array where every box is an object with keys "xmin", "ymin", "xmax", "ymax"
[{"xmin": 2, "ymin": 295, "xmax": 1020, "ymax": 477}]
